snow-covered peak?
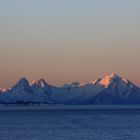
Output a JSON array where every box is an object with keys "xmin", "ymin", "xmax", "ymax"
[
  {"xmin": 38, "ymin": 79, "xmax": 47, "ymax": 87},
  {"xmin": 0, "ymin": 88, "xmax": 8, "ymax": 92},
  {"xmin": 122, "ymin": 78, "xmax": 129, "ymax": 84},
  {"xmin": 31, "ymin": 79, "xmax": 47, "ymax": 88},
  {"xmin": 30, "ymin": 80, "xmax": 37, "ymax": 86},
  {"xmin": 110, "ymin": 73, "xmax": 119, "ymax": 78},
  {"xmin": 0, "ymin": 88, "xmax": 8, "ymax": 93},
  {"xmin": 12, "ymin": 77, "xmax": 30, "ymax": 90},
  {"xmin": 105, "ymin": 73, "xmax": 121, "ymax": 80},
  {"xmin": 0, "ymin": 74, "xmax": 140, "ymax": 105},
  {"xmin": 99, "ymin": 73, "xmax": 123, "ymax": 88},
  {"xmin": 17, "ymin": 77, "xmax": 29, "ymax": 86}
]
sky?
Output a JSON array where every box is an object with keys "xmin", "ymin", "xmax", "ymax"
[{"xmin": 0, "ymin": 0, "xmax": 140, "ymax": 88}]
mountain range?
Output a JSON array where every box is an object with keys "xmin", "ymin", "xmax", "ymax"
[{"xmin": 1, "ymin": 73, "xmax": 140, "ymax": 105}]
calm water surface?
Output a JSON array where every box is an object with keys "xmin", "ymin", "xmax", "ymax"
[{"xmin": 0, "ymin": 109, "xmax": 140, "ymax": 140}]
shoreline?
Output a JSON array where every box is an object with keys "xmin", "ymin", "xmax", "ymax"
[{"xmin": 1, "ymin": 104, "xmax": 140, "ymax": 111}]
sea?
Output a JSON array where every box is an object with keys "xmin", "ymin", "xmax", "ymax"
[{"xmin": 0, "ymin": 108, "xmax": 140, "ymax": 140}]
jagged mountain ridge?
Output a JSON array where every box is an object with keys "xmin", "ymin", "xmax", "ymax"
[{"xmin": 0, "ymin": 73, "xmax": 140, "ymax": 105}]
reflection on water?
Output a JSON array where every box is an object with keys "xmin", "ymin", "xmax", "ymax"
[{"xmin": 0, "ymin": 110, "xmax": 140, "ymax": 140}]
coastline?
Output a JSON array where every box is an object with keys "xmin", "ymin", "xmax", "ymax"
[{"xmin": 1, "ymin": 104, "xmax": 140, "ymax": 111}]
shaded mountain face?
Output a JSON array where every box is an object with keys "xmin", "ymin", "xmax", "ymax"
[
  {"xmin": 0, "ymin": 74, "xmax": 140, "ymax": 105},
  {"xmin": 11, "ymin": 77, "xmax": 32, "ymax": 93},
  {"xmin": 30, "ymin": 79, "xmax": 51, "ymax": 103}
]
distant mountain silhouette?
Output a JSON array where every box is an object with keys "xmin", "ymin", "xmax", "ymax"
[{"xmin": 1, "ymin": 73, "xmax": 140, "ymax": 105}]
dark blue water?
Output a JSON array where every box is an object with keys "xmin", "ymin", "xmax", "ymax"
[{"xmin": 0, "ymin": 110, "xmax": 140, "ymax": 140}]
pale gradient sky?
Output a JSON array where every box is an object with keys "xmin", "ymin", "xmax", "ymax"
[{"xmin": 0, "ymin": 0, "xmax": 140, "ymax": 88}]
